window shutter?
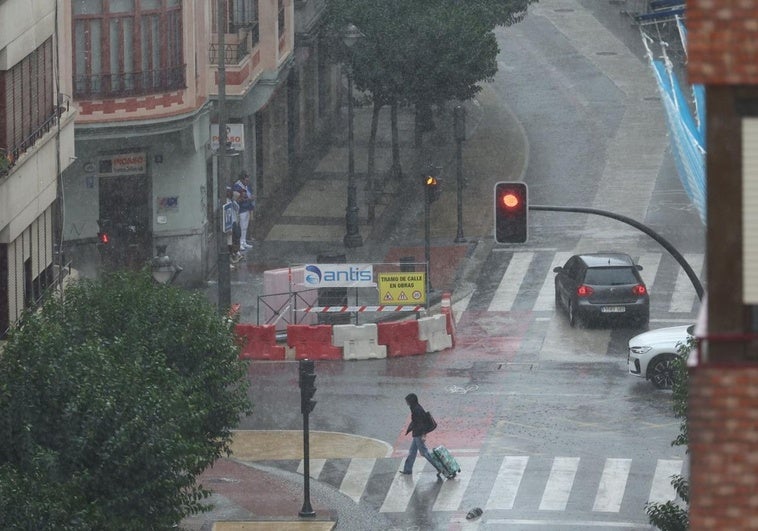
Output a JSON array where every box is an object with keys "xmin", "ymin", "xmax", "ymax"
[{"xmin": 743, "ymin": 118, "xmax": 758, "ymax": 304}]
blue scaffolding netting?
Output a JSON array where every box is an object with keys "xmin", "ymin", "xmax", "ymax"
[{"xmin": 642, "ymin": 17, "xmax": 707, "ymax": 225}]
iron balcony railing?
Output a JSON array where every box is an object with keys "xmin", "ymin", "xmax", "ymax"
[
  {"xmin": 73, "ymin": 65, "xmax": 186, "ymax": 100},
  {"xmin": 0, "ymin": 102, "xmax": 67, "ymax": 177},
  {"xmin": 209, "ymin": 23, "xmax": 259, "ymax": 65}
]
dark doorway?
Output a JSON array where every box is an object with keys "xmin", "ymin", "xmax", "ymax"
[{"xmin": 98, "ymin": 174, "xmax": 151, "ymax": 269}]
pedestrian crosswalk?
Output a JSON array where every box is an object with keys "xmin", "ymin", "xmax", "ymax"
[
  {"xmin": 483, "ymin": 250, "xmax": 703, "ymax": 317},
  {"xmin": 291, "ymin": 454, "xmax": 683, "ymax": 518}
]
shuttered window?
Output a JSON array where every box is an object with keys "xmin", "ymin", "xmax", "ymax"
[{"xmin": 0, "ymin": 38, "xmax": 55, "ymax": 161}]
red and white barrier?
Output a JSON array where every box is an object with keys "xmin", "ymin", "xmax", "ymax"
[
  {"xmin": 377, "ymin": 319, "xmax": 428, "ymax": 357},
  {"xmin": 287, "ymin": 324, "xmax": 342, "ymax": 360}
]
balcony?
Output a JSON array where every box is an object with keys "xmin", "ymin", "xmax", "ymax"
[
  {"xmin": 0, "ymin": 103, "xmax": 68, "ymax": 177},
  {"xmin": 73, "ymin": 65, "xmax": 186, "ymax": 100},
  {"xmin": 209, "ymin": 24, "xmax": 259, "ymax": 65}
]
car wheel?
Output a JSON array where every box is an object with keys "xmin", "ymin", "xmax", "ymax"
[
  {"xmin": 648, "ymin": 354, "xmax": 677, "ymax": 389},
  {"xmin": 568, "ymin": 300, "xmax": 577, "ymax": 327}
]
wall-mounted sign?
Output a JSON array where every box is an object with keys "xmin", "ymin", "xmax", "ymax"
[
  {"xmin": 302, "ymin": 264, "xmax": 374, "ymax": 288},
  {"xmin": 157, "ymin": 196, "xmax": 179, "ymax": 212},
  {"xmin": 98, "ymin": 152, "xmax": 147, "ymax": 176},
  {"xmin": 211, "ymin": 123, "xmax": 245, "ymax": 152},
  {"xmin": 378, "ymin": 272, "xmax": 426, "ymax": 304},
  {"xmin": 222, "ymin": 202, "xmax": 234, "ymax": 233}
]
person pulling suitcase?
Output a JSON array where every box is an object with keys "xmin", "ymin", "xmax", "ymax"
[{"xmin": 399, "ymin": 393, "xmax": 459, "ymax": 480}]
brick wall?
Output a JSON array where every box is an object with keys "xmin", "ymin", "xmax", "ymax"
[
  {"xmin": 689, "ymin": 365, "xmax": 758, "ymax": 529},
  {"xmin": 687, "ymin": 0, "xmax": 758, "ymax": 84}
]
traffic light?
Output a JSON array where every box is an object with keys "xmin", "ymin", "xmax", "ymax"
[
  {"xmin": 423, "ymin": 172, "xmax": 441, "ymax": 204},
  {"xmin": 98, "ymin": 231, "xmax": 110, "ymax": 244},
  {"xmin": 299, "ymin": 359, "xmax": 317, "ymax": 414},
  {"xmin": 494, "ymin": 181, "xmax": 528, "ymax": 243}
]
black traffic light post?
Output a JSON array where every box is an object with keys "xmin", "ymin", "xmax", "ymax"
[
  {"xmin": 298, "ymin": 359, "xmax": 317, "ymax": 518},
  {"xmin": 423, "ymin": 169, "xmax": 441, "ymax": 296},
  {"xmin": 494, "ymin": 182, "xmax": 528, "ymax": 244},
  {"xmin": 454, "ymin": 105, "xmax": 466, "ymax": 243}
]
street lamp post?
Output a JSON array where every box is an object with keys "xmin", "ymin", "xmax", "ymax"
[
  {"xmin": 216, "ymin": 0, "xmax": 231, "ymax": 312},
  {"xmin": 343, "ymin": 24, "xmax": 363, "ymax": 249}
]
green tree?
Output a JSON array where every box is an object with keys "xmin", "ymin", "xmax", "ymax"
[
  {"xmin": 0, "ymin": 271, "xmax": 251, "ymax": 530},
  {"xmin": 323, "ymin": 0, "xmax": 536, "ymax": 179},
  {"xmin": 644, "ymin": 337, "xmax": 693, "ymax": 530}
]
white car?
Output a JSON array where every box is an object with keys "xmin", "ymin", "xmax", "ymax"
[{"xmin": 627, "ymin": 324, "xmax": 694, "ymax": 389}]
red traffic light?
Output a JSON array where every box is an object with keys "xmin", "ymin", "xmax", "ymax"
[
  {"xmin": 500, "ymin": 192, "xmax": 521, "ymax": 209},
  {"xmin": 494, "ymin": 182, "xmax": 528, "ymax": 244},
  {"xmin": 98, "ymin": 232, "xmax": 110, "ymax": 244}
]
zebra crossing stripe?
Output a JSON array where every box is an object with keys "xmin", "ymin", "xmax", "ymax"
[
  {"xmin": 486, "ymin": 455, "xmax": 529, "ymax": 510},
  {"xmin": 669, "ymin": 253, "xmax": 703, "ymax": 313},
  {"xmin": 533, "ymin": 252, "xmax": 573, "ymax": 312},
  {"xmin": 379, "ymin": 464, "xmax": 425, "ymax": 513},
  {"xmin": 339, "ymin": 457, "xmax": 375, "ymax": 503},
  {"xmin": 649, "ymin": 459, "xmax": 683, "ymax": 504},
  {"xmin": 539, "ymin": 457, "xmax": 580, "ymax": 511},
  {"xmin": 593, "ymin": 458, "xmax": 632, "ymax": 512},
  {"xmin": 297, "ymin": 458, "xmax": 325, "ymax": 479},
  {"xmin": 636, "ymin": 252, "xmax": 662, "ymax": 288},
  {"xmin": 488, "ymin": 252, "xmax": 534, "ymax": 312},
  {"xmin": 432, "ymin": 456, "xmax": 478, "ymax": 511}
]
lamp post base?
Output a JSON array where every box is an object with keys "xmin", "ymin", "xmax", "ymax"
[{"xmin": 344, "ymin": 233, "xmax": 363, "ymax": 248}]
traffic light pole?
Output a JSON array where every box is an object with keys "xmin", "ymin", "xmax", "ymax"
[
  {"xmin": 298, "ymin": 359, "xmax": 316, "ymax": 518},
  {"xmin": 529, "ymin": 205, "xmax": 704, "ymax": 300},
  {"xmin": 425, "ymin": 191, "xmax": 432, "ymax": 296}
]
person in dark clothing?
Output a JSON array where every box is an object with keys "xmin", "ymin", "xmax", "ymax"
[{"xmin": 400, "ymin": 393, "xmax": 433, "ymax": 475}]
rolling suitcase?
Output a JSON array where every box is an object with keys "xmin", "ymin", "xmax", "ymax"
[{"xmin": 430, "ymin": 445, "xmax": 460, "ymax": 479}]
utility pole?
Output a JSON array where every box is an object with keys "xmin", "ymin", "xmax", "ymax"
[{"xmin": 216, "ymin": 0, "xmax": 231, "ymax": 312}]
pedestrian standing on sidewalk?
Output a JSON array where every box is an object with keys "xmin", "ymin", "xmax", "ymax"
[
  {"xmin": 233, "ymin": 173, "xmax": 255, "ymax": 249},
  {"xmin": 400, "ymin": 393, "xmax": 433, "ymax": 475}
]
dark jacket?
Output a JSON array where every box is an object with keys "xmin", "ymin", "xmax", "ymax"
[{"xmin": 406, "ymin": 401, "xmax": 428, "ymax": 437}]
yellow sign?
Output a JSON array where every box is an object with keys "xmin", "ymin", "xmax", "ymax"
[{"xmin": 377, "ymin": 273, "xmax": 426, "ymax": 304}]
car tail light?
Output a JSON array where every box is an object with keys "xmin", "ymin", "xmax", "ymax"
[
  {"xmin": 576, "ymin": 285, "xmax": 593, "ymax": 297},
  {"xmin": 632, "ymin": 284, "xmax": 647, "ymax": 296}
]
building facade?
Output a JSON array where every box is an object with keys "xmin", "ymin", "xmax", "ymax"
[
  {"xmin": 0, "ymin": 0, "xmax": 77, "ymax": 337},
  {"xmin": 59, "ymin": 0, "xmax": 335, "ymax": 286},
  {"xmin": 687, "ymin": 0, "xmax": 758, "ymax": 528}
]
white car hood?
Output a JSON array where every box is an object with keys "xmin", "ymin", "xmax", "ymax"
[{"xmin": 629, "ymin": 325, "xmax": 692, "ymax": 347}]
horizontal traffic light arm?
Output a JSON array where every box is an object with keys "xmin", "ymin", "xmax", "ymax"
[{"xmin": 528, "ymin": 204, "xmax": 703, "ymax": 300}]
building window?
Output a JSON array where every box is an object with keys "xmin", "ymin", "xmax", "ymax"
[
  {"xmin": 0, "ymin": 38, "xmax": 55, "ymax": 170},
  {"xmin": 72, "ymin": 0, "xmax": 185, "ymax": 99},
  {"xmin": 278, "ymin": 0, "xmax": 285, "ymax": 38}
]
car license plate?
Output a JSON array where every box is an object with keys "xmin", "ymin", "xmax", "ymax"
[{"xmin": 601, "ymin": 306, "xmax": 625, "ymax": 313}]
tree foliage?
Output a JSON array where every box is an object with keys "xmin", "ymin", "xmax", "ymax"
[
  {"xmin": 0, "ymin": 271, "xmax": 251, "ymax": 530},
  {"xmin": 645, "ymin": 336, "xmax": 693, "ymax": 531}
]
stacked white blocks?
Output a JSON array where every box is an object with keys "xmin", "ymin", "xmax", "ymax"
[
  {"xmin": 417, "ymin": 314, "xmax": 453, "ymax": 352},
  {"xmin": 332, "ymin": 323, "xmax": 387, "ymax": 360}
]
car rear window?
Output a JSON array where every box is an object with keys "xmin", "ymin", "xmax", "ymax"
[{"xmin": 583, "ymin": 267, "xmax": 639, "ymax": 285}]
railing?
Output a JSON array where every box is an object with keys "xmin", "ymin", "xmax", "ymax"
[
  {"xmin": 73, "ymin": 65, "xmax": 186, "ymax": 100},
  {"xmin": 209, "ymin": 24, "xmax": 259, "ymax": 65},
  {"xmin": 0, "ymin": 258, "xmax": 73, "ymax": 340},
  {"xmin": 0, "ymin": 103, "xmax": 66, "ymax": 177}
]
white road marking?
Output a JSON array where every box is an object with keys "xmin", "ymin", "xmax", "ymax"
[
  {"xmin": 533, "ymin": 252, "xmax": 573, "ymax": 312},
  {"xmin": 297, "ymin": 458, "xmax": 325, "ymax": 479},
  {"xmin": 339, "ymin": 457, "xmax": 375, "ymax": 503},
  {"xmin": 649, "ymin": 459, "xmax": 683, "ymax": 504},
  {"xmin": 539, "ymin": 457, "xmax": 580, "ymax": 511},
  {"xmin": 432, "ymin": 456, "xmax": 478, "ymax": 511},
  {"xmin": 669, "ymin": 253, "xmax": 703, "ymax": 313},
  {"xmin": 486, "ymin": 456, "xmax": 529, "ymax": 510},
  {"xmin": 488, "ymin": 252, "xmax": 534, "ymax": 312},
  {"xmin": 593, "ymin": 458, "xmax": 631, "ymax": 512}
]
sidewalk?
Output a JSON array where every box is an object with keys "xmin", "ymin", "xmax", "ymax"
[
  {"xmin": 207, "ymin": 83, "xmax": 527, "ymax": 326},
  {"xmin": 191, "ymin": 83, "xmax": 527, "ymax": 529}
]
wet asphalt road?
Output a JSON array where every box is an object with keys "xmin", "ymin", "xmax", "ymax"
[{"xmin": 240, "ymin": 2, "xmax": 702, "ymax": 529}]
